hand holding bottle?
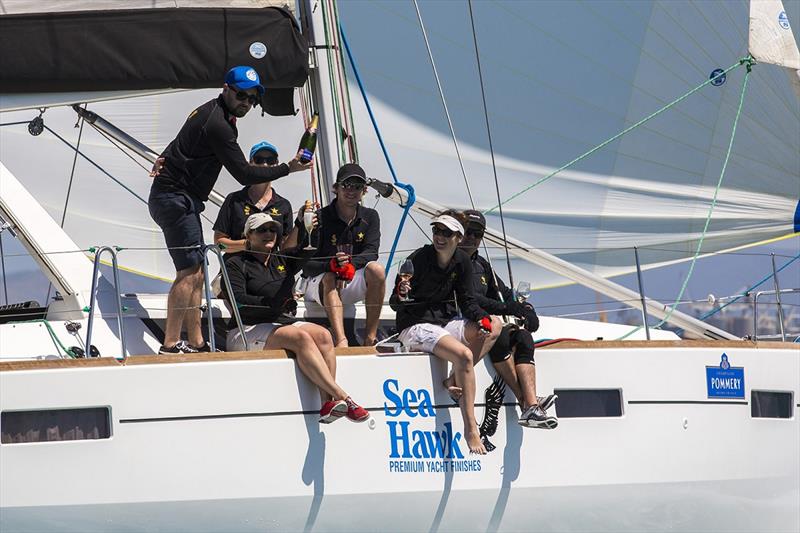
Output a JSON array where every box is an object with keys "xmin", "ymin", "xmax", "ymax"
[{"xmin": 288, "ymin": 151, "xmax": 313, "ymax": 172}]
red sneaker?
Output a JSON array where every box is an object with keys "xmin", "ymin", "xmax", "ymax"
[
  {"xmin": 319, "ymin": 399, "xmax": 347, "ymax": 424},
  {"xmin": 345, "ymin": 397, "xmax": 370, "ymax": 423}
]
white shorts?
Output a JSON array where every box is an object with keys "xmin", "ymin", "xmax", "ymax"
[
  {"xmin": 304, "ymin": 261, "xmax": 377, "ymax": 306},
  {"xmin": 227, "ymin": 321, "xmax": 310, "ymax": 352},
  {"xmin": 398, "ymin": 319, "xmax": 468, "ymax": 353}
]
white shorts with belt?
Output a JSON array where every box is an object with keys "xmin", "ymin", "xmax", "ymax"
[
  {"xmin": 227, "ymin": 321, "xmax": 311, "ymax": 352},
  {"xmin": 304, "ymin": 261, "xmax": 378, "ymax": 305},
  {"xmin": 398, "ymin": 319, "xmax": 468, "ymax": 353}
]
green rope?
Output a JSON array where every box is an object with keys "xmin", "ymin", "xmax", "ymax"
[
  {"xmin": 333, "ymin": 0, "xmax": 359, "ymax": 162},
  {"xmin": 320, "ymin": 0, "xmax": 345, "ymax": 165},
  {"xmin": 484, "ymin": 57, "xmax": 746, "ymax": 215},
  {"xmin": 616, "ymin": 57, "xmax": 754, "ymax": 340},
  {"xmin": 12, "ymin": 319, "xmax": 76, "ymax": 358}
]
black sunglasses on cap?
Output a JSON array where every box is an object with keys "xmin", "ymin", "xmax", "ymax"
[
  {"xmin": 432, "ymin": 226, "xmax": 456, "ymax": 238},
  {"xmin": 253, "ymin": 155, "xmax": 278, "ymax": 165}
]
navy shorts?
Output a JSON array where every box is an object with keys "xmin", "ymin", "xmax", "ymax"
[
  {"xmin": 488, "ymin": 323, "xmax": 535, "ymax": 365},
  {"xmin": 148, "ymin": 186, "xmax": 205, "ymax": 271}
]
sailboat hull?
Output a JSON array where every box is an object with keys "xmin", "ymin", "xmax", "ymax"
[{"xmin": 1, "ymin": 342, "xmax": 797, "ymax": 532}]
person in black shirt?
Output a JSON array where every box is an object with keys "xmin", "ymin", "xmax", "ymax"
[
  {"xmin": 303, "ymin": 164, "xmax": 385, "ymax": 347},
  {"xmin": 390, "ymin": 212, "xmax": 502, "ymax": 455},
  {"xmin": 459, "ymin": 210, "xmax": 558, "ymax": 429},
  {"xmin": 148, "ymin": 66, "xmax": 310, "ymax": 355},
  {"xmin": 213, "ymin": 141, "xmax": 310, "ymax": 253},
  {"xmin": 223, "ymin": 213, "xmax": 370, "ymax": 424}
]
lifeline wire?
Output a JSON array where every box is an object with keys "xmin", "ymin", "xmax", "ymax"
[{"xmin": 616, "ymin": 57, "xmax": 754, "ymax": 340}]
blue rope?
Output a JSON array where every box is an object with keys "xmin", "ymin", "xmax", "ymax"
[{"xmin": 339, "ymin": 23, "xmax": 416, "ymax": 275}]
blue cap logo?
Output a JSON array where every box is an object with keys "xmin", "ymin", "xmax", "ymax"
[{"xmin": 225, "ymin": 66, "xmax": 264, "ymax": 94}]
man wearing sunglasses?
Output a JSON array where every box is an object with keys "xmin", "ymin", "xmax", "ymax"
[
  {"xmin": 302, "ymin": 163, "xmax": 385, "ymax": 347},
  {"xmin": 213, "ymin": 141, "xmax": 310, "ymax": 253},
  {"xmin": 459, "ymin": 210, "xmax": 558, "ymax": 430},
  {"xmin": 149, "ymin": 66, "xmax": 311, "ymax": 354}
]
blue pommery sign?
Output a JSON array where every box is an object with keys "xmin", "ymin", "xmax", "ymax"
[{"xmin": 706, "ymin": 353, "xmax": 745, "ymax": 398}]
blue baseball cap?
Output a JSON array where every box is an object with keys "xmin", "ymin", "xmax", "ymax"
[
  {"xmin": 249, "ymin": 141, "xmax": 279, "ymax": 161},
  {"xmin": 224, "ymin": 66, "xmax": 265, "ymax": 95}
]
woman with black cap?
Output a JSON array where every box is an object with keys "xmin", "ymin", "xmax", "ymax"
[
  {"xmin": 390, "ymin": 211, "xmax": 502, "ymax": 455},
  {"xmin": 223, "ymin": 213, "xmax": 369, "ymax": 425}
]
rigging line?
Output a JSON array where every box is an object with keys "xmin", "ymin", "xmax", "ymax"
[
  {"xmin": 43, "ymin": 125, "xmax": 148, "ymax": 206},
  {"xmin": 616, "ymin": 58, "xmax": 754, "ymax": 340},
  {"xmin": 467, "ymin": 0, "xmax": 514, "ymax": 290},
  {"xmin": 486, "ymin": 57, "xmax": 746, "ymax": 214},
  {"xmin": 91, "ymin": 124, "xmax": 151, "ymax": 173},
  {"xmin": 0, "ymin": 231, "xmax": 7, "ymax": 305},
  {"xmin": 412, "ymin": 0, "xmax": 476, "ymax": 209},
  {"xmin": 0, "ymin": 121, "xmax": 30, "ymax": 127},
  {"xmin": 331, "ymin": 0, "xmax": 358, "ymax": 162}
]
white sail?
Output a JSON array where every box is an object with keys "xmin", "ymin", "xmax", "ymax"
[{"xmin": 750, "ymin": 0, "xmax": 800, "ymax": 69}]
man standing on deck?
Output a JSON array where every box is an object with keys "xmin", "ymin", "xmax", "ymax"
[
  {"xmin": 149, "ymin": 66, "xmax": 311, "ymax": 354},
  {"xmin": 458, "ymin": 210, "xmax": 558, "ymax": 429}
]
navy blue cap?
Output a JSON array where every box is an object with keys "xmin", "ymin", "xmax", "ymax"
[
  {"xmin": 463, "ymin": 209, "xmax": 486, "ymax": 229},
  {"xmin": 249, "ymin": 141, "xmax": 278, "ymax": 160},
  {"xmin": 225, "ymin": 66, "xmax": 265, "ymax": 95},
  {"xmin": 335, "ymin": 163, "xmax": 368, "ymax": 184}
]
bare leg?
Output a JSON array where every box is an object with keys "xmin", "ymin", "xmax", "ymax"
[
  {"xmin": 516, "ymin": 363, "xmax": 538, "ymax": 410},
  {"xmin": 185, "ymin": 268, "xmax": 205, "ymax": 347},
  {"xmin": 265, "ymin": 326, "xmax": 348, "ymax": 402},
  {"xmin": 319, "ymin": 273, "xmax": 348, "ymax": 347},
  {"xmin": 298, "ymin": 323, "xmax": 337, "ymax": 403},
  {"xmin": 164, "ymin": 264, "xmax": 203, "ymax": 347},
  {"xmin": 444, "ymin": 317, "xmax": 503, "ymax": 397},
  {"xmin": 493, "ymin": 357, "xmax": 522, "ymax": 402},
  {"xmin": 362, "ymin": 262, "xmax": 385, "ymax": 346},
  {"xmin": 432, "ymin": 335, "xmax": 486, "ymax": 455}
]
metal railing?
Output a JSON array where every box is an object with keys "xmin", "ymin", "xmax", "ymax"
[
  {"xmin": 201, "ymin": 244, "xmax": 248, "ymax": 352},
  {"xmin": 85, "ymin": 246, "xmax": 126, "ymax": 361},
  {"xmin": 753, "ymin": 288, "xmax": 799, "ymax": 342}
]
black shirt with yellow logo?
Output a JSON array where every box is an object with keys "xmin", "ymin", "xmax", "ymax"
[
  {"xmin": 222, "ymin": 247, "xmax": 312, "ymax": 326},
  {"xmin": 213, "ymin": 187, "xmax": 293, "ymax": 240},
  {"xmin": 303, "ymin": 199, "xmax": 381, "ymax": 277},
  {"xmin": 389, "ymin": 245, "xmax": 488, "ymax": 332}
]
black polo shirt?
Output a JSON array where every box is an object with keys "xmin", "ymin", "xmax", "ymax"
[
  {"xmin": 153, "ymin": 95, "xmax": 290, "ymax": 202},
  {"xmin": 213, "ymin": 187, "xmax": 294, "ymax": 240},
  {"xmin": 303, "ymin": 199, "xmax": 380, "ymax": 277}
]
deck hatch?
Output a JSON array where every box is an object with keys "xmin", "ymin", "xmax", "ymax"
[
  {"xmin": 750, "ymin": 391, "xmax": 793, "ymax": 419},
  {"xmin": 553, "ymin": 389, "xmax": 623, "ymax": 418},
  {"xmin": 1, "ymin": 407, "xmax": 111, "ymax": 444}
]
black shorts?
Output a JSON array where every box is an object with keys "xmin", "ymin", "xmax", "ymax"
[
  {"xmin": 148, "ymin": 186, "xmax": 205, "ymax": 271},
  {"xmin": 488, "ymin": 323, "xmax": 535, "ymax": 365}
]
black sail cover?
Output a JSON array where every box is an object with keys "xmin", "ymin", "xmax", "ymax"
[{"xmin": 0, "ymin": 7, "xmax": 308, "ymax": 115}]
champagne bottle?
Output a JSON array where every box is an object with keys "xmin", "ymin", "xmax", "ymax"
[{"xmin": 298, "ymin": 113, "xmax": 319, "ymax": 164}]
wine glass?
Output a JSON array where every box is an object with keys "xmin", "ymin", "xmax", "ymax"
[
  {"xmin": 516, "ymin": 281, "xmax": 531, "ymax": 303},
  {"xmin": 398, "ymin": 259, "xmax": 414, "ymax": 302},
  {"xmin": 303, "ymin": 209, "xmax": 316, "ymax": 250}
]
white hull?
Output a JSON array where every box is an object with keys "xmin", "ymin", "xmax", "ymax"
[{"xmin": 2, "ymin": 342, "xmax": 798, "ymax": 532}]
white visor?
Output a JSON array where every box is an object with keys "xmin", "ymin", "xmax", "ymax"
[{"xmin": 430, "ymin": 215, "xmax": 464, "ymax": 235}]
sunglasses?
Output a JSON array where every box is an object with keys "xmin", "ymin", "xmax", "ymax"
[
  {"xmin": 254, "ymin": 226, "xmax": 277, "ymax": 235},
  {"xmin": 465, "ymin": 229, "xmax": 484, "ymax": 238},
  {"xmin": 233, "ymin": 89, "xmax": 258, "ymax": 105},
  {"xmin": 432, "ymin": 226, "xmax": 456, "ymax": 238},
  {"xmin": 253, "ymin": 155, "xmax": 278, "ymax": 165},
  {"xmin": 339, "ymin": 181, "xmax": 365, "ymax": 190}
]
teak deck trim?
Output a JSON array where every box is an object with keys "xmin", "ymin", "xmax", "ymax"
[{"xmin": 0, "ymin": 341, "xmax": 796, "ymax": 372}]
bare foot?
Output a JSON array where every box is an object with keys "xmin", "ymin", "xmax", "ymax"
[
  {"xmin": 363, "ymin": 337, "xmax": 376, "ymax": 347},
  {"xmin": 442, "ymin": 378, "xmax": 462, "ymax": 401},
  {"xmin": 334, "ymin": 338, "xmax": 349, "ymax": 348},
  {"xmin": 465, "ymin": 427, "xmax": 487, "ymax": 455}
]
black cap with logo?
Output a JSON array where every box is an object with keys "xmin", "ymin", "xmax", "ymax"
[
  {"xmin": 463, "ymin": 209, "xmax": 486, "ymax": 229},
  {"xmin": 335, "ymin": 163, "xmax": 368, "ymax": 184}
]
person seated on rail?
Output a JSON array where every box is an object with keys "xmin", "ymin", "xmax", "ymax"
[
  {"xmin": 458, "ymin": 209, "xmax": 558, "ymax": 430},
  {"xmin": 222, "ymin": 212, "xmax": 369, "ymax": 424},
  {"xmin": 389, "ymin": 211, "xmax": 503, "ymax": 455},
  {"xmin": 302, "ymin": 163, "xmax": 385, "ymax": 347},
  {"xmin": 213, "ymin": 141, "xmax": 310, "ymax": 252}
]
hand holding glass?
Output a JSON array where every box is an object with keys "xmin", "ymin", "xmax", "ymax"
[
  {"xmin": 398, "ymin": 259, "xmax": 414, "ymax": 301},
  {"xmin": 336, "ymin": 243, "xmax": 353, "ymax": 289}
]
